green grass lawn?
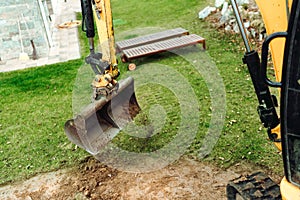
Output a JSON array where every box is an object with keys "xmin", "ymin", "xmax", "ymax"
[
  {"xmin": 0, "ymin": 60, "xmax": 88, "ymax": 184},
  {"xmin": 0, "ymin": 0, "xmax": 283, "ymax": 185}
]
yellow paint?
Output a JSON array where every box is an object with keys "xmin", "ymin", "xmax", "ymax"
[
  {"xmin": 271, "ymin": 124, "xmax": 282, "ymax": 151},
  {"xmin": 93, "ymin": 0, "xmax": 117, "ymax": 65},
  {"xmin": 281, "ymin": 177, "xmax": 300, "ymax": 199},
  {"xmin": 288, "ymin": 0, "xmax": 293, "ymax": 11},
  {"xmin": 255, "ymin": 0, "xmax": 289, "ymax": 82}
]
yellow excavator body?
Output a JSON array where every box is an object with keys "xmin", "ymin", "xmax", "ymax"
[
  {"xmin": 227, "ymin": 0, "xmax": 300, "ymax": 199},
  {"xmin": 254, "ymin": 0, "xmax": 299, "ymax": 199},
  {"xmin": 280, "ymin": 178, "xmax": 300, "ymax": 200}
]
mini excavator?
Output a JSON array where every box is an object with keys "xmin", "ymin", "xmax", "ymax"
[
  {"xmin": 227, "ymin": 0, "xmax": 300, "ymax": 199},
  {"xmin": 64, "ymin": 0, "xmax": 300, "ymax": 199}
]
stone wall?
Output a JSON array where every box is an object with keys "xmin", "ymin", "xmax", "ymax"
[{"xmin": 0, "ymin": 0, "xmax": 54, "ymax": 60}]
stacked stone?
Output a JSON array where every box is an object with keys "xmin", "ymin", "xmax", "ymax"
[{"xmin": 199, "ymin": 0, "xmax": 266, "ymax": 41}]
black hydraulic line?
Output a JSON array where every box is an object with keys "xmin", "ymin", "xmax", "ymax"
[
  {"xmin": 243, "ymin": 51, "xmax": 280, "ymax": 129},
  {"xmin": 80, "ymin": 0, "xmax": 105, "ymax": 75},
  {"xmin": 80, "ymin": 0, "xmax": 95, "ymax": 38}
]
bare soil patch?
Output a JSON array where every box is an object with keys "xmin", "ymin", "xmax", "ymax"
[{"xmin": 0, "ymin": 156, "xmax": 281, "ymax": 200}]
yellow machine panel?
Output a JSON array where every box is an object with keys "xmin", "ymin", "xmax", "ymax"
[
  {"xmin": 281, "ymin": 178, "xmax": 300, "ymax": 200},
  {"xmin": 255, "ymin": 0, "xmax": 290, "ymax": 81}
]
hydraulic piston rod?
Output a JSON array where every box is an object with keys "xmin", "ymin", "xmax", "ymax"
[{"xmin": 230, "ymin": 0, "xmax": 252, "ymax": 53}]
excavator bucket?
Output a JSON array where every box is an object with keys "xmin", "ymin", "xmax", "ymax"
[{"xmin": 64, "ymin": 77, "xmax": 140, "ymax": 154}]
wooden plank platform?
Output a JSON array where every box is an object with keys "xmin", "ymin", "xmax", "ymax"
[
  {"xmin": 121, "ymin": 34, "xmax": 206, "ymax": 61},
  {"xmin": 116, "ymin": 28, "xmax": 189, "ymax": 52}
]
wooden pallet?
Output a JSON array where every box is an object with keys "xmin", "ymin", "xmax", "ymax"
[
  {"xmin": 120, "ymin": 34, "xmax": 206, "ymax": 62},
  {"xmin": 116, "ymin": 28, "xmax": 189, "ymax": 52}
]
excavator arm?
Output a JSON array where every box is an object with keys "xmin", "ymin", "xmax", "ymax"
[
  {"xmin": 81, "ymin": 0, "xmax": 119, "ymax": 98},
  {"xmin": 64, "ymin": 0, "xmax": 140, "ymax": 155}
]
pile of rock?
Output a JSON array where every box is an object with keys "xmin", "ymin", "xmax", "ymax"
[{"xmin": 199, "ymin": 0, "xmax": 266, "ymax": 41}]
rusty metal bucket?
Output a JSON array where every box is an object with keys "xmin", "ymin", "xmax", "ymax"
[{"xmin": 64, "ymin": 77, "xmax": 140, "ymax": 154}]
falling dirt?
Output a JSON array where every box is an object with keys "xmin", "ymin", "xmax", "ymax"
[{"xmin": 0, "ymin": 156, "xmax": 281, "ymax": 200}]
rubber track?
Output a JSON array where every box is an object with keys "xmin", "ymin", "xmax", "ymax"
[{"xmin": 226, "ymin": 171, "xmax": 281, "ymax": 200}]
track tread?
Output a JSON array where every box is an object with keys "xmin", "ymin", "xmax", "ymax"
[{"xmin": 227, "ymin": 171, "xmax": 281, "ymax": 200}]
